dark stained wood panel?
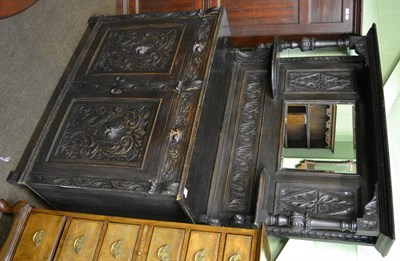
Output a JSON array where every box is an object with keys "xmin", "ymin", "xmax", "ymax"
[
  {"xmin": 309, "ymin": 0, "xmax": 343, "ymax": 23},
  {"xmin": 129, "ymin": 0, "xmax": 203, "ymax": 13},
  {"xmin": 220, "ymin": 0, "xmax": 300, "ymax": 26}
]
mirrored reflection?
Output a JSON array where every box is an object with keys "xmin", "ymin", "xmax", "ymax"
[{"xmin": 281, "ymin": 103, "xmax": 356, "ymax": 174}]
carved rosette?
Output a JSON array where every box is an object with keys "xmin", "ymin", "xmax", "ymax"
[
  {"xmin": 51, "ymin": 100, "xmax": 158, "ymax": 166},
  {"xmin": 159, "ymin": 93, "xmax": 197, "ymax": 181},
  {"xmin": 225, "ymin": 73, "xmax": 263, "ymax": 211},
  {"xmin": 286, "ymin": 71, "xmax": 354, "ymax": 92},
  {"xmin": 90, "ymin": 26, "xmax": 182, "ymax": 74},
  {"xmin": 277, "ymin": 186, "xmax": 356, "ymax": 217}
]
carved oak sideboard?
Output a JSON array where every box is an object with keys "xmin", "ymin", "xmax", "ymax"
[{"xmin": 8, "ymin": 7, "xmax": 394, "ymax": 256}]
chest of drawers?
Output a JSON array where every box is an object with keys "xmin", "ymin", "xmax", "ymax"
[{"xmin": 0, "ymin": 199, "xmax": 264, "ymax": 261}]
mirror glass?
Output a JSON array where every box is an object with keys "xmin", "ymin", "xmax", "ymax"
[{"xmin": 281, "ymin": 103, "xmax": 356, "ymax": 174}]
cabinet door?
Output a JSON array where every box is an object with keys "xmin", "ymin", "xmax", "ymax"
[
  {"xmin": 186, "ymin": 231, "xmax": 221, "ymax": 261},
  {"xmin": 56, "ymin": 219, "xmax": 103, "ymax": 261},
  {"xmin": 13, "ymin": 213, "xmax": 65, "ymax": 261},
  {"xmin": 73, "ymin": 15, "xmax": 201, "ymax": 87},
  {"xmin": 27, "ymin": 89, "xmax": 194, "ymax": 190},
  {"xmin": 146, "ymin": 227, "xmax": 186, "ymax": 260},
  {"xmin": 222, "ymin": 234, "xmax": 253, "ymax": 261},
  {"xmin": 98, "ymin": 223, "xmax": 140, "ymax": 261}
]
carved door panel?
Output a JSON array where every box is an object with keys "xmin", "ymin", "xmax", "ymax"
[
  {"xmin": 26, "ymin": 89, "xmax": 200, "ymax": 191},
  {"xmin": 73, "ymin": 14, "xmax": 211, "ymax": 89}
]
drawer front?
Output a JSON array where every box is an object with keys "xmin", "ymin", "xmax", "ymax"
[
  {"xmin": 98, "ymin": 223, "xmax": 140, "ymax": 261},
  {"xmin": 186, "ymin": 231, "xmax": 221, "ymax": 261},
  {"xmin": 13, "ymin": 213, "xmax": 65, "ymax": 261},
  {"xmin": 146, "ymin": 227, "xmax": 185, "ymax": 261},
  {"xmin": 56, "ymin": 219, "xmax": 103, "ymax": 261},
  {"xmin": 223, "ymin": 234, "xmax": 253, "ymax": 261}
]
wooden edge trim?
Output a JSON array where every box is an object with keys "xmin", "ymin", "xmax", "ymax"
[{"xmin": 0, "ymin": 199, "xmax": 32, "ymax": 261}]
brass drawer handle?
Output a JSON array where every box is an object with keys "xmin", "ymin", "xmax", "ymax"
[
  {"xmin": 229, "ymin": 253, "xmax": 242, "ymax": 261},
  {"xmin": 157, "ymin": 244, "xmax": 169, "ymax": 261},
  {"xmin": 194, "ymin": 249, "xmax": 206, "ymax": 261},
  {"xmin": 73, "ymin": 235, "xmax": 86, "ymax": 254},
  {"xmin": 111, "ymin": 239, "xmax": 123, "ymax": 258},
  {"xmin": 32, "ymin": 229, "xmax": 45, "ymax": 247}
]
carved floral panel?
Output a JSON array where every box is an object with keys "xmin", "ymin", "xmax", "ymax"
[
  {"xmin": 88, "ymin": 24, "xmax": 184, "ymax": 74},
  {"xmin": 286, "ymin": 70, "xmax": 354, "ymax": 92},
  {"xmin": 276, "ymin": 184, "xmax": 357, "ymax": 217},
  {"xmin": 223, "ymin": 73, "xmax": 264, "ymax": 212},
  {"xmin": 50, "ymin": 98, "xmax": 160, "ymax": 167}
]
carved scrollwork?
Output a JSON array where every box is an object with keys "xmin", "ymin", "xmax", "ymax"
[
  {"xmin": 94, "ymin": 8, "xmax": 221, "ymax": 24},
  {"xmin": 29, "ymin": 174, "xmax": 149, "ymax": 192},
  {"xmin": 159, "ymin": 93, "xmax": 197, "ymax": 181},
  {"xmin": 90, "ymin": 26, "xmax": 182, "ymax": 74},
  {"xmin": 70, "ymin": 80, "xmax": 178, "ymax": 92},
  {"xmin": 225, "ymin": 73, "xmax": 264, "ymax": 211},
  {"xmin": 234, "ymin": 43, "xmax": 272, "ymax": 63},
  {"xmin": 52, "ymin": 100, "xmax": 158, "ymax": 166},
  {"xmin": 181, "ymin": 16, "xmax": 215, "ymax": 90},
  {"xmin": 356, "ymin": 185, "xmax": 379, "ymax": 236},
  {"xmin": 148, "ymin": 181, "xmax": 180, "ymax": 195}
]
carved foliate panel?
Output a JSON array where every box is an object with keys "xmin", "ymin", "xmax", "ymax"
[
  {"xmin": 223, "ymin": 73, "xmax": 265, "ymax": 212},
  {"xmin": 49, "ymin": 98, "xmax": 160, "ymax": 167},
  {"xmin": 88, "ymin": 24, "xmax": 184, "ymax": 75},
  {"xmin": 275, "ymin": 184, "xmax": 357, "ymax": 218},
  {"xmin": 29, "ymin": 174, "xmax": 150, "ymax": 192},
  {"xmin": 285, "ymin": 70, "xmax": 355, "ymax": 92},
  {"xmin": 159, "ymin": 92, "xmax": 198, "ymax": 182}
]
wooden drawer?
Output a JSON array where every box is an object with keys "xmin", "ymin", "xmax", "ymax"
[
  {"xmin": 223, "ymin": 234, "xmax": 253, "ymax": 261},
  {"xmin": 55, "ymin": 219, "xmax": 103, "ymax": 261},
  {"xmin": 13, "ymin": 213, "xmax": 65, "ymax": 261},
  {"xmin": 98, "ymin": 222, "xmax": 140, "ymax": 261},
  {"xmin": 146, "ymin": 227, "xmax": 186, "ymax": 260},
  {"xmin": 186, "ymin": 231, "xmax": 221, "ymax": 261}
]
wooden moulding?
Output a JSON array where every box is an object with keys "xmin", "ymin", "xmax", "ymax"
[{"xmin": 0, "ymin": 199, "xmax": 32, "ymax": 261}]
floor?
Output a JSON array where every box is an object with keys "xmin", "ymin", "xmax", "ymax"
[{"xmin": 0, "ymin": 1, "xmax": 399, "ymax": 260}]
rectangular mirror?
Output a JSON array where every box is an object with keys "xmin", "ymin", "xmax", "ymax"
[{"xmin": 281, "ymin": 102, "xmax": 356, "ymax": 174}]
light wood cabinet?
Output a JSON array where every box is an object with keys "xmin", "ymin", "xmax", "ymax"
[{"xmin": 0, "ymin": 200, "xmax": 264, "ymax": 261}]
